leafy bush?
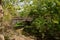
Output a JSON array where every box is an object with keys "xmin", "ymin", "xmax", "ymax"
[{"xmin": 15, "ymin": 0, "xmax": 60, "ymax": 40}]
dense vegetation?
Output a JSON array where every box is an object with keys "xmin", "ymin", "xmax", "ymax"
[{"xmin": 1, "ymin": 0, "xmax": 60, "ymax": 40}]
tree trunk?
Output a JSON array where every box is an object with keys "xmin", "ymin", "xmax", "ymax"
[{"xmin": 0, "ymin": 0, "xmax": 2, "ymax": 5}]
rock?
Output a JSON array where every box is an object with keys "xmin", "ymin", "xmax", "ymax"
[
  {"xmin": 10, "ymin": 35, "xmax": 34, "ymax": 40},
  {"xmin": 0, "ymin": 34, "xmax": 5, "ymax": 40},
  {"xmin": 10, "ymin": 35, "xmax": 25, "ymax": 40},
  {"xmin": 0, "ymin": 5, "xmax": 3, "ymax": 18}
]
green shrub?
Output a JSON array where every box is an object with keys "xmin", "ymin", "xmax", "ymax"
[{"xmin": 15, "ymin": 0, "xmax": 60, "ymax": 40}]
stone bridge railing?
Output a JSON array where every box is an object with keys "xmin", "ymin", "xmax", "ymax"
[{"xmin": 11, "ymin": 16, "xmax": 33, "ymax": 26}]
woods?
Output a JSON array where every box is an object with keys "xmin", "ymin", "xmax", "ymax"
[{"xmin": 0, "ymin": 0, "xmax": 60, "ymax": 40}]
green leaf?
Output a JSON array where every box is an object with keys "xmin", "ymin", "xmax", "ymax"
[{"xmin": 53, "ymin": 20, "xmax": 59, "ymax": 24}]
